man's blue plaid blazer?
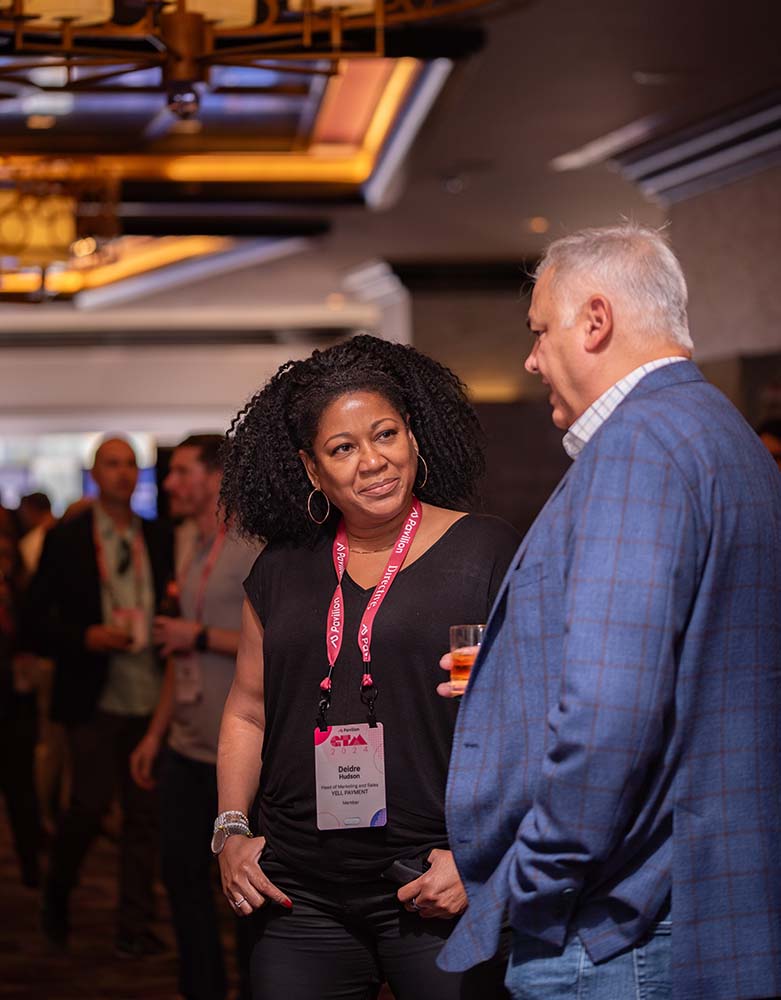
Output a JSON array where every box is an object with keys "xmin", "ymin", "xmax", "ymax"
[{"xmin": 440, "ymin": 362, "xmax": 781, "ymax": 999}]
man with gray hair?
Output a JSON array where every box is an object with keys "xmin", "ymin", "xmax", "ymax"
[{"xmin": 438, "ymin": 225, "xmax": 781, "ymax": 998}]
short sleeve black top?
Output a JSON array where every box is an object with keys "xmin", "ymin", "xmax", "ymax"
[{"xmin": 243, "ymin": 513, "xmax": 520, "ymax": 882}]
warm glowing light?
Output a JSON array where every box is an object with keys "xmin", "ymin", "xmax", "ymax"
[
  {"xmin": 0, "ymin": 236, "xmax": 230, "ymax": 295},
  {"xmin": 0, "ymin": 190, "xmax": 75, "ymax": 266},
  {"xmin": 23, "ymin": 0, "xmax": 113, "ymax": 25},
  {"xmin": 71, "ymin": 236, "xmax": 98, "ymax": 257},
  {"xmin": 26, "ymin": 115, "xmax": 57, "ymax": 130},
  {"xmin": 178, "ymin": 0, "xmax": 256, "ymax": 28},
  {"xmin": 286, "ymin": 0, "xmax": 375, "ymax": 12},
  {"xmin": 527, "ymin": 216, "xmax": 550, "ymax": 234}
]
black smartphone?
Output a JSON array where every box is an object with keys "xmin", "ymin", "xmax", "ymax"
[{"xmin": 381, "ymin": 858, "xmax": 430, "ymax": 885}]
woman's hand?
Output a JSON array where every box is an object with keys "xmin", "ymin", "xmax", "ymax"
[
  {"xmin": 218, "ymin": 835, "xmax": 293, "ymax": 916},
  {"xmin": 396, "ymin": 849, "xmax": 468, "ymax": 919},
  {"xmin": 436, "ymin": 651, "xmax": 457, "ymax": 698}
]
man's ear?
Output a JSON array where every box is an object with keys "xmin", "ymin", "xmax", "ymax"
[
  {"xmin": 583, "ymin": 294, "xmax": 613, "ymax": 352},
  {"xmin": 298, "ymin": 449, "xmax": 318, "ymax": 489}
]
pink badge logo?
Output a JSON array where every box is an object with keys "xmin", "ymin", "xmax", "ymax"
[{"xmin": 330, "ymin": 733, "xmax": 368, "ymax": 748}]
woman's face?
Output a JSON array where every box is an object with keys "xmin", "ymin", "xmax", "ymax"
[{"xmin": 300, "ymin": 391, "xmax": 418, "ymax": 528}]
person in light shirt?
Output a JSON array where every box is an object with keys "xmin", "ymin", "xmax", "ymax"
[{"xmin": 438, "ymin": 225, "xmax": 781, "ymax": 1000}]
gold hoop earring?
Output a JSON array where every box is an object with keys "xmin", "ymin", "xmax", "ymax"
[
  {"xmin": 307, "ymin": 488, "xmax": 331, "ymax": 525},
  {"xmin": 415, "ymin": 453, "xmax": 429, "ymax": 490}
]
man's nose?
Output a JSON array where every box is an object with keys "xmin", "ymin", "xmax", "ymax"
[{"xmin": 524, "ymin": 341, "xmax": 539, "ymax": 374}]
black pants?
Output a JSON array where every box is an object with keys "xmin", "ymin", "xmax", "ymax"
[
  {"xmin": 0, "ymin": 694, "xmax": 40, "ymax": 886},
  {"xmin": 46, "ymin": 710, "xmax": 158, "ymax": 938},
  {"xmin": 249, "ymin": 850, "xmax": 510, "ymax": 1000},
  {"xmin": 160, "ymin": 747, "xmax": 253, "ymax": 1000}
]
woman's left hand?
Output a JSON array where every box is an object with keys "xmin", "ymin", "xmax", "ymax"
[{"xmin": 396, "ymin": 849, "xmax": 468, "ymax": 919}]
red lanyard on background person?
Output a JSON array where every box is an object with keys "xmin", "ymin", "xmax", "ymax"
[
  {"xmin": 177, "ymin": 524, "xmax": 227, "ymax": 624},
  {"xmin": 317, "ymin": 499, "xmax": 422, "ymax": 730},
  {"xmin": 93, "ymin": 517, "xmax": 146, "ymax": 610}
]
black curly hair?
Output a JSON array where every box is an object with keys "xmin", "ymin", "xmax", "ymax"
[{"xmin": 221, "ymin": 334, "xmax": 485, "ymax": 544}]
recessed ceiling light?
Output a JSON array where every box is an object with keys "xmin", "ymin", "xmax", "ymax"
[
  {"xmin": 527, "ymin": 216, "xmax": 549, "ymax": 234},
  {"xmin": 26, "ymin": 114, "xmax": 56, "ymax": 130}
]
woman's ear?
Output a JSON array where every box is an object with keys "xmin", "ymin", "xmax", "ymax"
[{"xmin": 298, "ymin": 449, "xmax": 318, "ymax": 489}]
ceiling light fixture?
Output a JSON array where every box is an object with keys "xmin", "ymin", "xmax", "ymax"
[{"xmin": 0, "ymin": 0, "xmax": 495, "ymax": 117}]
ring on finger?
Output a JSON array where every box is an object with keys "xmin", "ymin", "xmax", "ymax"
[
  {"xmin": 232, "ymin": 895, "xmax": 246, "ymax": 908},
  {"xmin": 409, "ymin": 897, "xmax": 421, "ymax": 911}
]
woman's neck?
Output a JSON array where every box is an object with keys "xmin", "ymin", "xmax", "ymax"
[{"xmin": 343, "ymin": 501, "xmax": 417, "ymax": 554}]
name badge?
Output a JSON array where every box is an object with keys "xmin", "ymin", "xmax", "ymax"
[
  {"xmin": 314, "ymin": 723, "xmax": 387, "ymax": 831},
  {"xmin": 112, "ymin": 607, "xmax": 147, "ymax": 654},
  {"xmin": 174, "ymin": 653, "xmax": 203, "ymax": 704}
]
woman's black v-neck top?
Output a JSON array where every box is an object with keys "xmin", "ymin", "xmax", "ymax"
[{"xmin": 243, "ymin": 513, "xmax": 520, "ymax": 882}]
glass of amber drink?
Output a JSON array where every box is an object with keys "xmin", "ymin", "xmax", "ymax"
[{"xmin": 449, "ymin": 624, "xmax": 486, "ymax": 695}]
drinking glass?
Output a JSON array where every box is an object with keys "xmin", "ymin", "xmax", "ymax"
[{"xmin": 449, "ymin": 624, "xmax": 486, "ymax": 695}]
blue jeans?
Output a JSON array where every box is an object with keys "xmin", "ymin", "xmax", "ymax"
[{"xmin": 505, "ymin": 922, "xmax": 671, "ymax": 1000}]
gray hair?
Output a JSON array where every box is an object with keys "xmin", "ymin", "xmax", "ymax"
[{"xmin": 534, "ymin": 224, "xmax": 693, "ymax": 350}]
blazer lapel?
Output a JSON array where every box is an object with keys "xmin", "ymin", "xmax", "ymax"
[{"xmin": 467, "ymin": 464, "xmax": 573, "ymax": 683}]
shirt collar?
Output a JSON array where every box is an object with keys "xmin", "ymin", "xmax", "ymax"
[
  {"xmin": 94, "ymin": 502, "xmax": 136, "ymax": 540},
  {"xmin": 563, "ymin": 357, "xmax": 688, "ymax": 460}
]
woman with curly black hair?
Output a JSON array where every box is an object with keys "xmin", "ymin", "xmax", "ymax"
[{"xmin": 215, "ymin": 335, "xmax": 519, "ymax": 1000}]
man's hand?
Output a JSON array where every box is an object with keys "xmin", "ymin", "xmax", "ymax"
[
  {"xmin": 218, "ymin": 835, "xmax": 293, "ymax": 916},
  {"xmin": 396, "ymin": 849, "xmax": 468, "ymax": 919},
  {"xmin": 152, "ymin": 616, "xmax": 200, "ymax": 657},
  {"xmin": 129, "ymin": 731, "xmax": 162, "ymax": 790},
  {"xmin": 85, "ymin": 624, "xmax": 132, "ymax": 653},
  {"xmin": 437, "ymin": 651, "xmax": 457, "ymax": 698}
]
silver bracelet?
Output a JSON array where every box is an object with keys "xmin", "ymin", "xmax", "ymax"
[{"xmin": 213, "ymin": 810, "xmax": 250, "ymax": 833}]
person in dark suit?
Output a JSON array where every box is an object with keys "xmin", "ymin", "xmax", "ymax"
[
  {"xmin": 24, "ymin": 437, "xmax": 173, "ymax": 956},
  {"xmin": 438, "ymin": 225, "xmax": 781, "ymax": 999}
]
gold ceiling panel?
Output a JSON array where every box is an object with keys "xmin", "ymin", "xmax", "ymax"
[{"xmin": 0, "ymin": 58, "xmax": 421, "ymax": 185}]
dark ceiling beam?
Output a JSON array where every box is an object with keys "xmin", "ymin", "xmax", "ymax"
[
  {"xmin": 79, "ymin": 200, "xmax": 334, "ymax": 237},
  {"xmin": 391, "ymin": 260, "xmax": 536, "ymax": 293}
]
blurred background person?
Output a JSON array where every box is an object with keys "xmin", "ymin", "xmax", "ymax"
[
  {"xmin": 216, "ymin": 336, "xmax": 520, "ymax": 1000},
  {"xmin": 757, "ymin": 418, "xmax": 781, "ymax": 471},
  {"xmin": 14, "ymin": 492, "xmax": 64, "ymax": 839},
  {"xmin": 0, "ymin": 528, "xmax": 41, "ymax": 889},
  {"xmin": 18, "ymin": 492, "xmax": 57, "ymax": 580},
  {"xmin": 24, "ymin": 436, "xmax": 173, "ymax": 956},
  {"xmin": 131, "ymin": 434, "xmax": 260, "ymax": 1000}
]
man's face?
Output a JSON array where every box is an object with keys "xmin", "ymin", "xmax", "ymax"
[
  {"xmin": 164, "ymin": 446, "xmax": 220, "ymax": 519},
  {"xmin": 91, "ymin": 439, "xmax": 138, "ymax": 505},
  {"xmin": 525, "ymin": 269, "xmax": 584, "ymax": 430},
  {"xmin": 760, "ymin": 432, "xmax": 781, "ymax": 472}
]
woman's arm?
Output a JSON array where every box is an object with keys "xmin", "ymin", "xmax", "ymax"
[
  {"xmin": 217, "ymin": 597, "xmax": 265, "ymax": 815},
  {"xmin": 216, "ymin": 597, "xmax": 292, "ymax": 913}
]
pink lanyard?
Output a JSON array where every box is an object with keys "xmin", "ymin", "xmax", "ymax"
[
  {"xmin": 178, "ymin": 525, "xmax": 227, "ymax": 624},
  {"xmin": 93, "ymin": 518, "xmax": 145, "ymax": 610},
  {"xmin": 318, "ymin": 499, "xmax": 422, "ymax": 728}
]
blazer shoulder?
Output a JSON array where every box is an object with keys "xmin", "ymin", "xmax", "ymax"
[{"xmin": 46, "ymin": 507, "xmax": 94, "ymax": 549}]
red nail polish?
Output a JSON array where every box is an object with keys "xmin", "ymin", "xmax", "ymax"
[{"xmin": 282, "ymin": 898, "xmax": 293, "ymax": 909}]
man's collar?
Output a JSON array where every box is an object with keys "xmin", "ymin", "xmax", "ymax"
[
  {"xmin": 95, "ymin": 501, "xmax": 136, "ymax": 538},
  {"xmin": 563, "ymin": 357, "xmax": 688, "ymax": 459}
]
